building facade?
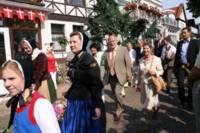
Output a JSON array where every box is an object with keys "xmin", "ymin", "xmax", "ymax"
[
  {"xmin": 117, "ymin": 0, "xmax": 163, "ymax": 40},
  {"xmin": 0, "ymin": 0, "xmax": 52, "ymax": 66},
  {"xmin": 162, "ymin": 3, "xmax": 187, "ymax": 44},
  {"xmin": 0, "ymin": 0, "xmax": 52, "ymax": 95},
  {"xmin": 42, "ymin": 0, "xmax": 95, "ymax": 60}
]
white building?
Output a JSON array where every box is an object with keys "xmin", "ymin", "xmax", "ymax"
[
  {"xmin": 0, "ymin": 0, "xmax": 52, "ymax": 95},
  {"xmin": 162, "ymin": 3, "xmax": 187, "ymax": 44},
  {"xmin": 42, "ymin": 0, "xmax": 95, "ymax": 60},
  {"xmin": 118, "ymin": 0, "xmax": 162, "ymax": 22},
  {"xmin": 117, "ymin": 0, "xmax": 163, "ymax": 39}
]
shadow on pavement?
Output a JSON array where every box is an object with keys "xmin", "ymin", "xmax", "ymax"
[{"xmin": 104, "ymin": 86, "xmax": 195, "ymax": 133}]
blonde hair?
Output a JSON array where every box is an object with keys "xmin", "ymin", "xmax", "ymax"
[{"xmin": 1, "ymin": 60, "xmax": 24, "ymax": 80}]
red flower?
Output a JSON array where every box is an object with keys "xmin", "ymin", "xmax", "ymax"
[
  {"xmin": 139, "ymin": 3, "xmax": 149, "ymax": 11},
  {"xmin": 124, "ymin": 2, "xmax": 137, "ymax": 11},
  {"xmin": 53, "ymin": 98, "xmax": 67, "ymax": 121}
]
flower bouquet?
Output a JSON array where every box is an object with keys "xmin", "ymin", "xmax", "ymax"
[{"xmin": 53, "ymin": 98, "xmax": 67, "ymax": 123}]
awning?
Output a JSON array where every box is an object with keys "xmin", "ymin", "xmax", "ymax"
[{"xmin": 0, "ymin": 0, "xmax": 53, "ymax": 22}]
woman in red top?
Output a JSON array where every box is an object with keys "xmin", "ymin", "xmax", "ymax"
[{"xmin": 46, "ymin": 43, "xmax": 58, "ymax": 89}]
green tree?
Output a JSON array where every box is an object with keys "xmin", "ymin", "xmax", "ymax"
[
  {"xmin": 57, "ymin": 36, "xmax": 68, "ymax": 49},
  {"xmin": 144, "ymin": 22, "xmax": 158, "ymax": 39},
  {"xmin": 86, "ymin": 0, "xmax": 148, "ymax": 44},
  {"xmin": 187, "ymin": 0, "xmax": 200, "ymax": 18}
]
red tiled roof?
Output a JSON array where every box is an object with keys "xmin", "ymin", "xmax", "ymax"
[{"xmin": 166, "ymin": 3, "xmax": 185, "ymax": 19}]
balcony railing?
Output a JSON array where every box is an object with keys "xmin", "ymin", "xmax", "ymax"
[{"xmin": 162, "ymin": 17, "xmax": 178, "ymax": 27}]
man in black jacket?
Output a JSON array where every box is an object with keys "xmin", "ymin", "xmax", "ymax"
[
  {"xmin": 174, "ymin": 27, "xmax": 200, "ymax": 109},
  {"xmin": 154, "ymin": 32, "xmax": 164, "ymax": 57}
]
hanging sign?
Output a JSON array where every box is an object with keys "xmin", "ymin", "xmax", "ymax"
[
  {"xmin": 28, "ymin": 10, "xmax": 36, "ymax": 21},
  {"xmin": 3, "ymin": 7, "xmax": 13, "ymax": 18},
  {"xmin": 38, "ymin": 12, "xmax": 45, "ymax": 22},
  {"xmin": 0, "ymin": 7, "xmax": 46, "ymax": 22},
  {"xmin": 16, "ymin": 9, "xmax": 25, "ymax": 20}
]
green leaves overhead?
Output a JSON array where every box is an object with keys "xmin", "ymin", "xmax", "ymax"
[
  {"xmin": 187, "ymin": 0, "xmax": 200, "ymax": 18},
  {"xmin": 86, "ymin": 0, "xmax": 148, "ymax": 43}
]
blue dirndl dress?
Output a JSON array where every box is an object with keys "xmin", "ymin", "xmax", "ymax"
[{"xmin": 61, "ymin": 98, "xmax": 101, "ymax": 133}]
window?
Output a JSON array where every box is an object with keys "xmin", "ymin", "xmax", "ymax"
[
  {"xmin": 51, "ymin": 24, "xmax": 65, "ymax": 50},
  {"xmin": 73, "ymin": 25, "xmax": 84, "ymax": 32},
  {"xmin": 68, "ymin": 0, "xmax": 85, "ymax": 6}
]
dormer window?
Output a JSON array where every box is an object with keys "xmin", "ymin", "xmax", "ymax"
[{"xmin": 68, "ymin": 0, "xmax": 85, "ymax": 7}]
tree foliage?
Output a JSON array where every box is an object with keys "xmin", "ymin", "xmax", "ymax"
[
  {"xmin": 86, "ymin": 0, "xmax": 148, "ymax": 43},
  {"xmin": 144, "ymin": 22, "xmax": 158, "ymax": 39},
  {"xmin": 187, "ymin": 0, "xmax": 200, "ymax": 18}
]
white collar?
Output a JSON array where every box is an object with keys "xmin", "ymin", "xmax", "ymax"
[{"xmin": 32, "ymin": 48, "xmax": 43, "ymax": 60}]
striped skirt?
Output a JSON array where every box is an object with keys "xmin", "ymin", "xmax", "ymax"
[{"xmin": 61, "ymin": 98, "xmax": 101, "ymax": 133}]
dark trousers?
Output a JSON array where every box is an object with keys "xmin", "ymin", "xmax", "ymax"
[
  {"xmin": 99, "ymin": 100, "xmax": 106, "ymax": 133},
  {"xmin": 177, "ymin": 68, "xmax": 192, "ymax": 106},
  {"xmin": 109, "ymin": 75, "xmax": 124, "ymax": 115},
  {"xmin": 163, "ymin": 67, "xmax": 174, "ymax": 91}
]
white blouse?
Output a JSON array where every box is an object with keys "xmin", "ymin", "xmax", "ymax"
[{"xmin": 34, "ymin": 99, "xmax": 61, "ymax": 133}]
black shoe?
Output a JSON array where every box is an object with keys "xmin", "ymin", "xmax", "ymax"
[
  {"xmin": 152, "ymin": 106, "xmax": 159, "ymax": 119},
  {"xmin": 187, "ymin": 104, "xmax": 193, "ymax": 110},
  {"xmin": 166, "ymin": 89, "xmax": 170, "ymax": 94},
  {"xmin": 143, "ymin": 124, "xmax": 150, "ymax": 133},
  {"xmin": 180, "ymin": 102, "xmax": 186, "ymax": 109}
]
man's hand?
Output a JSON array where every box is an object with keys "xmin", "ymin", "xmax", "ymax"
[
  {"xmin": 92, "ymin": 108, "xmax": 101, "ymax": 120},
  {"xmin": 136, "ymin": 84, "xmax": 141, "ymax": 92},
  {"xmin": 148, "ymin": 70, "xmax": 156, "ymax": 76},
  {"xmin": 189, "ymin": 67, "xmax": 200, "ymax": 81}
]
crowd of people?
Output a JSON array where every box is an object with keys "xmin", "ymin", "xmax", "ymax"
[{"xmin": 1, "ymin": 27, "xmax": 200, "ymax": 133}]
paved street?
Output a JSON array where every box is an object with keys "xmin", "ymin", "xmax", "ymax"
[
  {"xmin": 0, "ymin": 82, "xmax": 195, "ymax": 133},
  {"xmin": 104, "ymin": 85, "xmax": 195, "ymax": 133}
]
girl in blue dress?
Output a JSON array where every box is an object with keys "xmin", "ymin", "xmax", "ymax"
[{"xmin": 1, "ymin": 59, "xmax": 60, "ymax": 133}]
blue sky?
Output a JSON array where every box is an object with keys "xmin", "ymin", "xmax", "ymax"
[{"xmin": 162, "ymin": 0, "xmax": 200, "ymax": 23}]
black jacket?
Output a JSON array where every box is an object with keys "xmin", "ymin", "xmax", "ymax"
[
  {"xmin": 65, "ymin": 52, "xmax": 103, "ymax": 108},
  {"xmin": 174, "ymin": 39, "xmax": 200, "ymax": 72}
]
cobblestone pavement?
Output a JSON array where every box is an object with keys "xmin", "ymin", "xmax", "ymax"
[{"xmin": 0, "ymin": 82, "xmax": 195, "ymax": 133}]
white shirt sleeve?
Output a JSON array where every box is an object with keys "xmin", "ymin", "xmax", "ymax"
[
  {"xmin": 171, "ymin": 45, "xmax": 177, "ymax": 54},
  {"xmin": 34, "ymin": 99, "xmax": 61, "ymax": 133},
  {"xmin": 132, "ymin": 49, "xmax": 136, "ymax": 63},
  {"xmin": 129, "ymin": 49, "xmax": 136, "ymax": 64}
]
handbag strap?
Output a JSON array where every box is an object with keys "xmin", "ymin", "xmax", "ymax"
[
  {"xmin": 144, "ymin": 55, "xmax": 154, "ymax": 74},
  {"xmin": 149, "ymin": 56, "xmax": 154, "ymax": 70}
]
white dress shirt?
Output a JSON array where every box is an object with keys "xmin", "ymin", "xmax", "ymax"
[
  {"xmin": 161, "ymin": 43, "xmax": 176, "ymax": 60},
  {"xmin": 129, "ymin": 49, "xmax": 136, "ymax": 64}
]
